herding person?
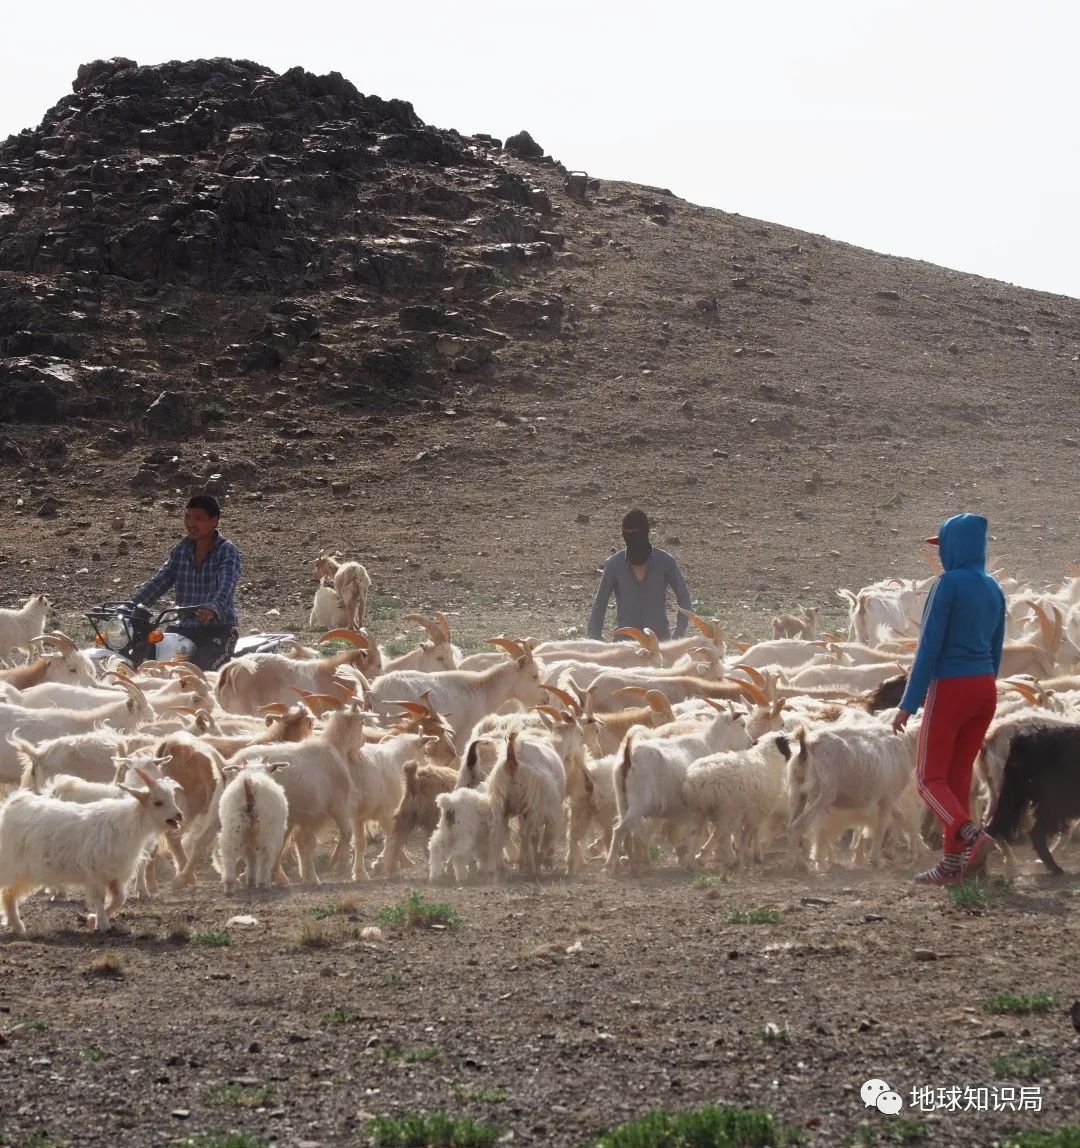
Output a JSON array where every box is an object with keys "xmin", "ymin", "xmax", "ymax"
[
  {"xmin": 892, "ymin": 513, "xmax": 1006, "ymax": 885},
  {"xmin": 587, "ymin": 508, "xmax": 694, "ymax": 641},
  {"xmin": 129, "ymin": 494, "xmax": 242, "ymax": 670}
]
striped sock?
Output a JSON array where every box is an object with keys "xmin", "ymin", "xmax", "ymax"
[
  {"xmin": 957, "ymin": 821, "xmax": 979, "ymax": 847},
  {"xmin": 940, "ymin": 852, "xmax": 961, "ymax": 874}
]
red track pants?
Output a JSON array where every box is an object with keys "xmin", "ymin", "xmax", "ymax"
[{"xmin": 915, "ymin": 674, "xmax": 997, "ymax": 854}]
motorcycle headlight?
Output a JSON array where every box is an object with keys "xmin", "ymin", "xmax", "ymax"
[{"xmin": 104, "ymin": 617, "xmax": 132, "ymax": 651}]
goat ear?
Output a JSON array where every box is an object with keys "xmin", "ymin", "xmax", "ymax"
[
  {"xmin": 264, "ymin": 713, "xmax": 276, "ymax": 727},
  {"xmin": 118, "ymin": 782, "xmax": 149, "ymax": 802}
]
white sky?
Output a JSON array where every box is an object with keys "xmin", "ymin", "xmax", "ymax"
[{"xmin": 2, "ymin": 0, "xmax": 1076, "ymax": 299}]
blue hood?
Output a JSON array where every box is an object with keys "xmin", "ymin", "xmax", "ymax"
[{"xmin": 937, "ymin": 513, "xmax": 988, "ymax": 572}]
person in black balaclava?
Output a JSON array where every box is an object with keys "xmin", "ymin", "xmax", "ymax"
[{"xmin": 587, "ymin": 508, "xmax": 693, "ymax": 641}]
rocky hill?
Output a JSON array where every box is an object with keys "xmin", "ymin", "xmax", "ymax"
[{"xmin": 2, "ymin": 57, "xmax": 1079, "ymax": 646}]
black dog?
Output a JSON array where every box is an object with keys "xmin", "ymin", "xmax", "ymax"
[{"xmin": 987, "ymin": 723, "xmax": 1080, "ymax": 875}]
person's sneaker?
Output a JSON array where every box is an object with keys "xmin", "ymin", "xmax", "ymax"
[
  {"xmin": 914, "ymin": 860, "xmax": 963, "ymax": 886},
  {"xmin": 961, "ymin": 830, "xmax": 996, "ymax": 878}
]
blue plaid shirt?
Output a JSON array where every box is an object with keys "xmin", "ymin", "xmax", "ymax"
[{"xmin": 132, "ymin": 531, "xmax": 242, "ymax": 626}]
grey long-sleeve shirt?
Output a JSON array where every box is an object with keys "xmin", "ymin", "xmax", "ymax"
[{"xmin": 587, "ymin": 547, "xmax": 692, "ymax": 640}]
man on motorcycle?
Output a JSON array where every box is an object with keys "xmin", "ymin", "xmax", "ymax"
[{"xmin": 129, "ymin": 494, "xmax": 242, "ymax": 670}]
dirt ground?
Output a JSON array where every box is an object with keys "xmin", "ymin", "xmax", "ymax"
[{"xmin": 1, "ymin": 843, "xmax": 1077, "ymax": 1148}]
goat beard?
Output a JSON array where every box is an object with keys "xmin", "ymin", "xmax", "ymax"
[{"xmin": 624, "ymin": 536, "xmax": 652, "ymax": 565}]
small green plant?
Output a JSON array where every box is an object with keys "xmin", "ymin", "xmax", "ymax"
[
  {"xmin": 367, "ymin": 1111, "xmax": 501, "ymax": 1147},
  {"xmin": 755, "ymin": 1023, "xmax": 791, "ymax": 1045},
  {"xmin": 947, "ymin": 876, "xmax": 1013, "ymax": 911},
  {"xmin": 1000, "ymin": 1129, "xmax": 1080, "ymax": 1148},
  {"xmin": 307, "ymin": 904, "xmax": 339, "ymax": 920},
  {"xmin": 191, "ymin": 929, "xmax": 231, "ymax": 947},
  {"xmin": 692, "ymin": 874, "xmax": 717, "ymax": 888},
  {"xmin": 294, "ymin": 918, "xmax": 333, "ymax": 949},
  {"xmin": 592, "ymin": 1103, "xmax": 802, "ymax": 1147},
  {"xmin": 6, "ymin": 1018, "xmax": 52, "ymax": 1033},
  {"xmin": 383, "ymin": 639, "xmax": 413, "ymax": 657},
  {"xmin": 205, "ymin": 1082, "xmax": 276, "ymax": 1108},
  {"xmin": 322, "ymin": 1007, "xmax": 359, "ymax": 1025},
  {"xmin": 847, "ymin": 1129, "xmax": 877, "ymax": 1148},
  {"xmin": 20, "ymin": 1135, "xmax": 71, "ymax": 1148},
  {"xmin": 990, "ymin": 1053, "xmax": 1053, "ymax": 1079},
  {"xmin": 382, "ymin": 1045, "xmax": 441, "ymax": 1063},
  {"xmin": 82, "ymin": 950, "xmax": 124, "ymax": 978},
  {"xmin": 728, "ymin": 908, "xmax": 781, "ymax": 924},
  {"xmin": 453, "ymin": 1085, "xmax": 508, "ymax": 1103},
  {"xmin": 201, "ymin": 405, "xmax": 226, "ymax": 424},
  {"xmin": 982, "ymin": 990, "xmax": 1061, "ymax": 1015},
  {"xmin": 377, "ymin": 889, "xmax": 461, "ymax": 930},
  {"xmin": 648, "ymin": 843, "xmax": 664, "ymax": 861},
  {"xmin": 382, "ymin": 972, "xmax": 405, "ymax": 987},
  {"xmin": 892, "ymin": 1117, "xmax": 927, "ymax": 1143},
  {"xmin": 82, "ymin": 1046, "xmax": 108, "ymax": 1063}
]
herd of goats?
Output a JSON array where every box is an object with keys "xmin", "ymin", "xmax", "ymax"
[{"xmin": 0, "ymin": 554, "xmax": 1078, "ymax": 935}]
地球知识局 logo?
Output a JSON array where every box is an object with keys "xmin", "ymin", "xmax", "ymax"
[{"xmin": 862, "ymin": 1079, "xmax": 904, "ymax": 1115}]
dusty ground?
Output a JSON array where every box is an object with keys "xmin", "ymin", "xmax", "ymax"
[{"xmin": 0, "ymin": 844, "xmax": 1077, "ymax": 1148}]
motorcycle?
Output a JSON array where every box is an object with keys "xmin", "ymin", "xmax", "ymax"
[{"xmin": 85, "ymin": 600, "xmax": 294, "ymax": 670}]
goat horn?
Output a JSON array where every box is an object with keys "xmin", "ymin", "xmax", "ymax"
[
  {"xmin": 433, "ymin": 610, "xmax": 452, "ymax": 641},
  {"xmin": 542, "ymin": 683, "xmax": 580, "ymax": 712},
  {"xmin": 734, "ymin": 680, "xmax": 769, "ymax": 706},
  {"xmin": 295, "ymin": 692, "xmax": 345, "ymax": 714},
  {"xmin": 487, "ymin": 636, "xmax": 526, "ymax": 657},
  {"xmin": 256, "ymin": 702, "xmax": 290, "ymax": 715},
  {"xmin": 320, "ymin": 628, "xmax": 370, "ymax": 648},
  {"xmin": 643, "ymin": 689, "xmax": 673, "ymax": 715},
  {"xmin": 534, "ymin": 705, "xmax": 565, "ymax": 721},
  {"xmin": 676, "ymin": 607, "xmax": 713, "ymax": 638},
  {"xmin": 613, "ymin": 626, "xmax": 651, "ymax": 649},
  {"xmin": 404, "ymin": 613, "xmax": 442, "ymax": 641},
  {"xmin": 610, "ymin": 686, "xmax": 649, "ymax": 704},
  {"xmin": 391, "ymin": 700, "xmax": 434, "ymax": 715},
  {"xmin": 733, "ymin": 663, "xmax": 767, "ymax": 687}
]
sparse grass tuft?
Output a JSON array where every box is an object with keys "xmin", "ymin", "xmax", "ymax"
[
  {"xmin": 82, "ymin": 950, "xmax": 124, "ymax": 978},
  {"xmin": 377, "ymin": 889, "xmax": 461, "ymax": 930},
  {"xmin": 201, "ymin": 404, "xmax": 226, "ymax": 424},
  {"xmin": 165, "ymin": 918, "xmax": 191, "ymax": 944},
  {"xmin": 755, "ymin": 1023, "xmax": 792, "ymax": 1045},
  {"xmin": 453, "ymin": 1085, "xmax": 509, "ymax": 1103},
  {"xmin": 647, "ymin": 843, "xmax": 664, "ymax": 861},
  {"xmin": 999, "ymin": 1129, "xmax": 1080, "ymax": 1148},
  {"xmin": 20, "ymin": 1135, "xmax": 71, "ymax": 1148},
  {"xmin": 728, "ymin": 908, "xmax": 781, "ymax": 924},
  {"xmin": 692, "ymin": 874, "xmax": 718, "ymax": 887},
  {"xmin": 367, "ymin": 1112, "xmax": 501, "ymax": 1147},
  {"xmin": 322, "ymin": 1007, "xmax": 359, "ymax": 1025},
  {"xmin": 947, "ymin": 876, "xmax": 1013, "ymax": 911},
  {"xmin": 205, "ymin": 1082, "xmax": 276, "ymax": 1108},
  {"xmin": 82, "ymin": 1046, "xmax": 107, "ymax": 1062},
  {"xmin": 990, "ymin": 1053, "xmax": 1053, "ymax": 1079},
  {"xmin": 307, "ymin": 904, "xmax": 338, "ymax": 920},
  {"xmin": 6, "ymin": 1018, "xmax": 52, "ymax": 1033},
  {"xmin": 382, "ymin": 1045, "xmax": 441, "ymax": 1063},
  {"xmin": 892, "ymin": 1117, "xmax": 928, "ymax": 1143},
  {"xmin": 592, "ymin": 1103, "xmax": 803, "ymax": 1147},
  {"xmin": 191, "ymin": 929, "xmax": 230, "ymax": 947},
  {"xmin": 382, "ymin": 971, "xmax": 405, "ymax": 987},
  {"xmin": 294, "ymin": 918, "xmax": 333, "ymax": 949},
  {"xmin": 982, "ymin": 990, "xmax": 1061, "ymax": 1015}
]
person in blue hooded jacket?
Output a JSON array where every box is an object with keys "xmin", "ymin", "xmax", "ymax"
[{"xmin": 891, "ymin": 514, "xmax": 1006, "ymax": 885}]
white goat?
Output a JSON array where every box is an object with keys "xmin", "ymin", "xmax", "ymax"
[
  {"xmin": 0, "ymin": 594, "xmax": 50, "ymax": 663},
  {"xmin": 314, "ymin": 552, "xmax": 371, "ymax": 629},
  {"xmin": 0, "ymin": 767, "xmax": 182, "ymax": 934},
  {"xmin": 606, "ymin": 708, "xmax": 752, "ymax": 872},
  {"xmin": 682, "ymin": 731, "xmax": 794, "ymax": 872},
  {"xmin": 213, "ymin": 766, "xmax": 289, "ymax": 892}
]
